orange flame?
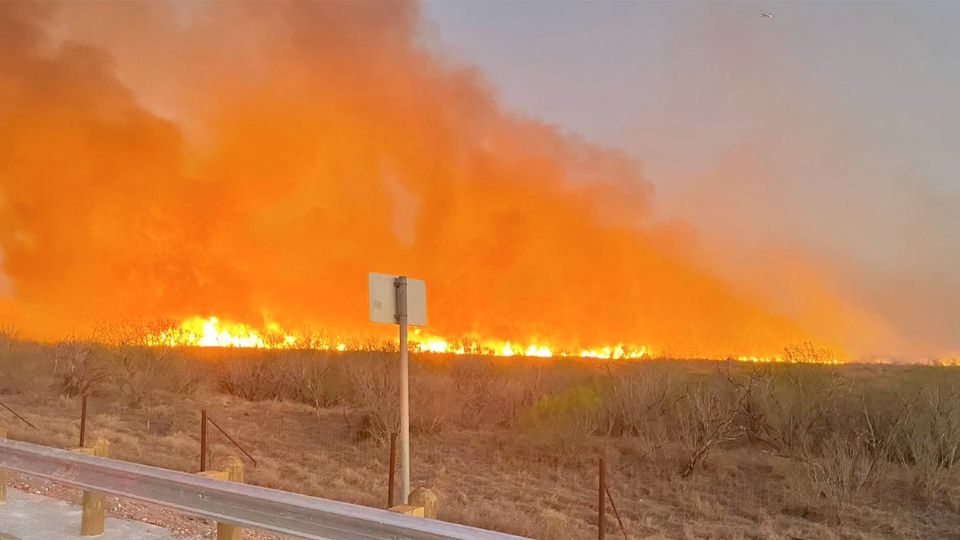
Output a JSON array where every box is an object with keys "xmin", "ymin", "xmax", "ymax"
[{"xmin": 145, "ymin": 315, "xmax": 846, "ymax": 363}]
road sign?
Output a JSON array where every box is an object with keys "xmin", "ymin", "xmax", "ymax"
[
  {"xmin": 368, "ymin": 272, "xmax": 426, "ymax": 326},
  {"xmin": 367, "ymin": 272, "xmax": 427, "ymax": 505}
]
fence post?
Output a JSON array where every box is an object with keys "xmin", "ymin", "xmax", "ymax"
[
  {"xmin": 76, "ymin": 438, "xmax": 109, "ymax": 536},
  {"xmin": 598, "ymin": 455, "xmax": 606, "ymax": 540},
  {"xmin": 0, "ymin": 426, "xmax": 6, "ymax": 504},
  {"xmin": 200, "ymin": 409, "xmax": 207, "ymax": 472},
  {"xmin": 79, "ymin": 394, "xmax": 88, "ymax": 448},
  {"xmin": 387, "ymin": 432, "xmax": 397, "ymax": 508}
]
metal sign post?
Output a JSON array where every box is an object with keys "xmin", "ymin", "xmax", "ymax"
[
  {"xmin": 368, "ymin": 272, "xmax": 426, "ymax": 505},
  {"xmin": 395, "ymin": 276, "xmax": 410, "ymax": 503}
]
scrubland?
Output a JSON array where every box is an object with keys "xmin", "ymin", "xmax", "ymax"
[{"xmin": 1, "ymin": 331, "xmax": 959, "ymax": 539}]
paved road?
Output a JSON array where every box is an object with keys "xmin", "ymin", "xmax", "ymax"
[{"xmin": 0, "ymin": 488, "xmax": 188, "ymax": 540}]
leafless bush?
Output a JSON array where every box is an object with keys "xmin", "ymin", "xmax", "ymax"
[
  {"xmin": 51, "ymin": 338, "xmax": 106, "ymax": 397},
  {"xmin": 597, "ymin": 363, "xmax": 679, "ymax": 439},
  {"xmin": 410, "ymin": 371, "xmax": 455, "ymax": 435},
  {"xmin": 800, "ymin": 432, "xmax": 879, "ymax": 510},
  {"xmin": 292, "ymin": 355, "xmax": 337, "ymax": 416},
  {"xmin": 0, "ymin": 326, "xmax": 47, "ymax": 394},
  {"xmin": 450, "ymin": 359, "xmax": 497, "ymax": 427},
  {"xmin": 96, "ymin": 323, "xmax": 201, "ymax": 407},
  {"xmin": 796, "ymin": 389, "xmax": 914, "ymax": 510},
  {"xmin": 898, "ymin": 384, "xmax": 960, "ymax": 500},
  {"xmin": 218, "ymin": 356, "xmax": 289, "ymax": 401},
  {"xmin": 856, "ymin": 391, "xmax": 914, "ymax": 475},
  {"xmin": 446, "ymin": 358, "xmax": 525, "ymax": 428},
  {"xmin": 677, "ymin": 363, "xmax": 764, "ymax": 477},
  {"xmin": 747, "ymin": 363, "xmax": 846, "ymax": 456},
  {"xmin": 347, "ymin": 356, "xmax": 398, "ymax": 445}
]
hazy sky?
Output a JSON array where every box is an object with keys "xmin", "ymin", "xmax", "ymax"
[{"xmin": 422, "ymin": 1, "xmax": 960, "ymax": 355}]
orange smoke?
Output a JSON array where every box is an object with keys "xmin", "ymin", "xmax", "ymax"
[{"xmin": 0, "ymin": 2, "xmax": 839, "ymax": 358}]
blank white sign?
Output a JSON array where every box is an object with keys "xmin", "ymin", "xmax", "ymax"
[{"xmin": 368, "ymin": 272, "xmax": 427, "ymax": 326}]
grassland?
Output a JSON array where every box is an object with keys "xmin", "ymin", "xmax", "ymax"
[{"xmin": 1, "ymin": 332, "xmax": 959, "ymax": 539}]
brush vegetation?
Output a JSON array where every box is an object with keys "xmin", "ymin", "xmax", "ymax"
[{"xmin": 1, "ymin": 330, "xmax": 959, "ymax": 538}]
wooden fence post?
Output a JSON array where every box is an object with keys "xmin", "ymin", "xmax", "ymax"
[
  {"xmin": 200, "ymin": 409, "xmax": 207, "ymax": 472},
  {"xmin": 0, "ymin": 426, "xmax": 7, "ymax": 505},
  {"xmin": 79, "ymin": 394, "xmax": 88, "ymax": 448},
  {"xmin": 73, "ymin": 438, "xmax": 109, "ymax": 536},
  {"xmin": 598, "ymin": 455, "xmax": 606, "ymax": 540}
]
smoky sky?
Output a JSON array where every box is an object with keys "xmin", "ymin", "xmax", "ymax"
[{"xmin": 2, "ymin": 1, "xmax": 950, "ymax": 360}]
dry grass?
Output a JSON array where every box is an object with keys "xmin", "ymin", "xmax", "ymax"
[{"xmin": 1, "ymin": 337, "xmax": 959, "ymax": 539}]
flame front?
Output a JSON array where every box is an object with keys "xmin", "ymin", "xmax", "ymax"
[
  {"xmin": 145, "ymin": 316, "xmax": 653, "ymax": 359},
  {"xmin": 145, "ymin": 316, "xmax": 843, "ymax": 363},
  {"xmin": 146, "ymin": 317, "xmax": 299, "ymax": 349}
]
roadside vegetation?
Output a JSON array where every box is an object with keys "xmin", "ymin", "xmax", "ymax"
[{"xmin": 1, "ymin": 328, "xmax": 959, "ymax": 538}]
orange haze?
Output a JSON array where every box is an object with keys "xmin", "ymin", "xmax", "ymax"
[{"xmin": 0, "ymin": 2, "xmax": 884, "ymax": 359}]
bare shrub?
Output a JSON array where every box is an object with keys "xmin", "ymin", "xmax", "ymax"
[
  {"xmin": 346, "ymin": 356, "xmax": 398, "ymax": 445},
  {"xmin": 0, "ymin": 327, "xmax": 49, "ymax": 394},
  {"xmin": 292, "ymin": 355, "xmax": 338, "ymax": 416},
  {"xmin": 898, "ymin": 383, "xmax": 960, "ymax": 500},
  {"xmin": 797, "ymin": 388, "xmax": 914, "ymax": 509},
  {"xmin": 677, "ymin": 364, "xmax": 764, "ymax": 477},
  {"xmin": 97, "ymin": 323, "xmax": 201, "ymax": 407},
  {"xmin": 800, "ymin": 432, "xmax": 879, "ymax": 510},
  {"xmin": 748, "ymin": 363, "xmax": 846, "ymax": 456},
  {"xmin": 856, "ymin": 391, "xmax": 914, "ymax": 475},
  {"xmin": 410, "ymin": 371, "xmax": 455, "ymax": 435},
  {"xmin": 51, "ymin": 338, "xmax": 106, "ymax": 397},
  {"xmin": 446, "ymin": 358, "xmax": 525, "ymax": 429},
  {"xmin": 597, "ymin": 363, "xmax": 679, "ymax": 438},
  {"xmin": 449, "ymin": 358, "xmax": 497, "ymax": 427},
  {"xmin": 218, "ymin": 355, "xmax": 289, "ymax": 401}
]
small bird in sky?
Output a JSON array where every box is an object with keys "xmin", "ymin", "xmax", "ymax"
[{"xmin": 760, "ymin": 12, "xmax": 774, "ymax": 19}]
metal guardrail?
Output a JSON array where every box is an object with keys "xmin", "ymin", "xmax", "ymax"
[{"xmin": 0, "ymin": 439, "xmax": 527, "ymax": 540}]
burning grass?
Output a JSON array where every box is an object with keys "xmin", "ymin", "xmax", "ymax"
[{"xmin": 1, "ymin": 334, "xmax": 959, "ymax": 538}]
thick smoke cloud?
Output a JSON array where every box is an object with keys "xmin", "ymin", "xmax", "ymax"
[{"xmin": 1, "ymin": 2, "xmax": 825, "ymax": 356}]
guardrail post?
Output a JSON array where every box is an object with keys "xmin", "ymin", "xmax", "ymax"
[
  {"xmin": 0, "ymin": 426, "xmax": 6, "ymax": 504},
  {"xmin": 197, "ymin": 456, "xmax": 245, "ymax": 540},
  {"xmin": 217, "ymin": 456, "xmax": 244, "ymax": 540},
  {"xmin": 408, "ymin": 487, "xmax": 438, "ymax": 519},
  {"xmin": 73, "ymin": 438, "xmax": 110, "ymax": 536}
]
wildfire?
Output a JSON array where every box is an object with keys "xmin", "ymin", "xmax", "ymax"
[
  {"xmin": 145, "ymin": 317, "xmax": 299, "ymax": 349},
  {"xmin": 144, "ymin": 316, "xmax": 654, "ymax": 359},
  {"xmin": 142, "ymin": 316, "xmax": 842, "ymax": 364},
  {"xmin": 735, "ymin": 355, "xmax": 843, "ymax": 365}
]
